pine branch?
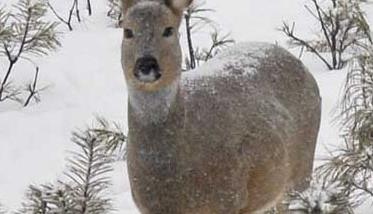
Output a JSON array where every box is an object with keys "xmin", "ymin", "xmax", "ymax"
[
  {"xmin": 186, "ymin": 3, "xmax": 214, "ymax": 32},
  {"xmin": 317, "ymin": 139, "xmax": 373, "ymax": 206},
  {"xmin": 286, "ymin": 176, "xmax": 354, "ymax": 213},
  {"xmin": 16, "ymin": 183, "xmax": 77, "ymax": 214},
  {"xmin": 17, "ymin": 185, "xmax": 50, "ymax": 214},
  {"xmin": 0, "ymin": 7, "xmax": 11, "ymax": 45},
  {"xmin": 203, "ymin": 31, "xmax": 234, "ymax": 62},
  {"xmin": 0, "ymin": 0, "xmax": 60, "ymax": 102},
  {"xmin": 65, "ymin": 129, "xmax": 114, "ymax": 214},
  {"xmin": 40, "ymin": 183, "xmax": 76, "ymax": 214},
  {"xmin": 318, "ymin": 44, "xmax": 373, "ymax": 207},
  {"xmin": 90, "ymin": 117, "xmax": 127, "ymax": 160},
  {"xmin": 14, "ymin": 118, "xmax": 122, "ymax": 213}
]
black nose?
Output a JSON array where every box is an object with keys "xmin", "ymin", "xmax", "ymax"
[{"xmin": 134, "ymin": 56, "xmax": 161, "ymax": 82}]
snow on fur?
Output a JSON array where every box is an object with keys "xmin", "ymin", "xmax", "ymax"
[{"xmin": 0, "ymin": 0, "xmax": 372, "ymax": 213}]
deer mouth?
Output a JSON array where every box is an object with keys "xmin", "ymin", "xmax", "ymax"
[
  {"xmin": 134, "ymin": 56, "xmax": 162, "ymax": 83},
  {"xmin": 134, "ymin": 69, "xmax": 162, "ymax": 83}
]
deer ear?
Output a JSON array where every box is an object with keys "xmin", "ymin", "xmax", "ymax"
[{"xmin": 165, "ymin": 0, "xmax": 193, "ymax": 13}]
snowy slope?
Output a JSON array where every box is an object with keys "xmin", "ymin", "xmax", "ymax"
[
  {"xmin": 0, "ymin": 0, "xmax": 130, "ymax": 211},
  {"xmin": 0, "ymin": 0, "xmax": 372, "ymax": 213}
]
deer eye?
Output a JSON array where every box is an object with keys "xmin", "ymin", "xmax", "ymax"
[
  {"xmin": 163, "ymin": 27, "xmax": 174, "ymax": 37},
  {"xmin": 124, "ymin": 29, "xmax": 134, "ymax": 39}
]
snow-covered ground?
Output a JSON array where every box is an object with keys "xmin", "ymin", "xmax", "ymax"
[{"xmin": 0, "ymin": 0, "xmax": 372, "ymax": 213}]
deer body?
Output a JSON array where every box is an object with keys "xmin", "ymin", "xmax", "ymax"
[{"xmin": 121, "ymin": 1, "xmax": 321, "ymax": 213}]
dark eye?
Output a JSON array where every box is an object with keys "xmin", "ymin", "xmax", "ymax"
[
  {"xmin": 124, "ymin": 29, "xmax": 134, "ymax": 39},
  {"xmin": 163, "ymin": 27, "xmax": 174, "ymax": 37}
]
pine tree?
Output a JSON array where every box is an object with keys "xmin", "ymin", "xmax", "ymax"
[
  {"xmin": 17, "ymin": 185, "xmax": 50, "ymax": 214},
  {"xmin": 0, "ymin": 0, "xmax": 60, "ymax": 102},
  {"xmin": 16, "ymin": 121, "xmax": 119, "ymax": 214}
]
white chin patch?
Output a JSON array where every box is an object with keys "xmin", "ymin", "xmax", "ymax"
[
  {"xmin": 128, "ymin": 78, "xmax": 179, "ymax": 124},
  {"xmin": 138, "ymin": 70, "xmax": 158, "ymax": 83}
]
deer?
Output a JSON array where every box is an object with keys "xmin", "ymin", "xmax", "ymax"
[{"xmin": 120, "ymin": 0, "xmax": 321, "ymax": 213}]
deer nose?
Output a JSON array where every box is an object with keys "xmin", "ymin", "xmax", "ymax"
[{"xmin": 134, "ymin": 56, "xmax": 161, "ymax": 82}]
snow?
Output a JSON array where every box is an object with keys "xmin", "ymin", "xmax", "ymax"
[
  {"xmin": 183, "ymin": 42, "xmax": 268, "ymax": 80},
  {"xmin": 0, "ymin": 0, "xmax": 372, "ymax": 213}
]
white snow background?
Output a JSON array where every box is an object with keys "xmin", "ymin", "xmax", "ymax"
[{"xmin": 0, "ymin": 0, "xmax": 372, "ymax": 213}]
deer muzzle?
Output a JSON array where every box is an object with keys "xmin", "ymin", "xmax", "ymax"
[{"xmin": 134, "ymin": 56, "xmax": 162, "ymax": 83}]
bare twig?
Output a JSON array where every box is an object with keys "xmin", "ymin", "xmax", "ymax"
[
  {"xmin": 203, "ymin": 31, "xmax": 234, "ymax": 61},
  {"xmin": 281, "ymin": 0, "xmax": 371, "ymax": 70},
  {"xmin": 184, "ymin": 11, "xmax": 196, "ymax": 69},
  {"xmin": 107, "ymin": 0, "xmax": 122, "ymax": 26},
  {"xmin": 183, "ymin": 2, "xmax": 214, "ymax": 70},
  {"xmin": 86, "ymin": 0, "xmax": 92, "ymax": 16},
  {"xmin": 0, "ymin": 0, "xmax": 59, "ymax": 104},
  {"xmin": 281, "ymin": 22, "xmax": 333, "ymax": 70},
  {"xmin": 47, "ymin": 0, "xmax": 79, "ymax": 31},
  {"xmin": 0, "ymin": 7, "xmax": 32, "ymax": 100},
  {"xmin": 24, "ymin": 67, "xmax": 46, "ymax": 107}
]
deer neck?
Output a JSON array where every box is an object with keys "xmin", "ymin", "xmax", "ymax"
[{"xmin": 127, "ymin": 77, "xmax": 181, "ymax": 126}]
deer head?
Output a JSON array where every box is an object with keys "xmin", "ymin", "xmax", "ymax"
[
  {"xmin": 121, "ymin": 0, "xmax": 193, "ymax": 124},
  {"xmin": 121, "ymin": 0, "xmax": 193, "ymax": 92}
]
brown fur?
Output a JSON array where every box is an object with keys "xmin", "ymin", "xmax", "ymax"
[{"xmin": 121, "ymin": 1, "xmax": 321, "ymax": 213}]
